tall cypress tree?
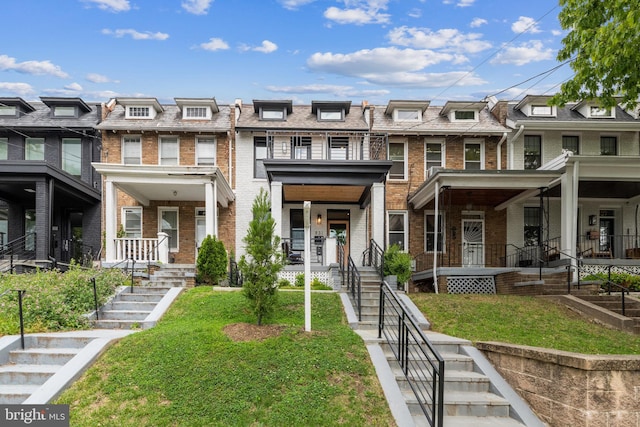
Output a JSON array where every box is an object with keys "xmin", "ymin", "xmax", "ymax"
[{"xmin": 239, "ymin": 188, "xmax": 284, "ymax": 325}]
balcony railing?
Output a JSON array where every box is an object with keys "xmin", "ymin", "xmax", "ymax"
[{"xmin": 265, "ymin": 131, "xmax": 388, "ymax": 161}]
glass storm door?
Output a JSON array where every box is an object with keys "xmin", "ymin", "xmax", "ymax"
[{"xmin": 462, "ymin": 219, "xmax": 484, "ymax": 267}]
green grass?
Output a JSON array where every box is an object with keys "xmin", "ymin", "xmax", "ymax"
[
  {"xmin": 57, "ymin": 288, "xmax": 394, "ymax": 427},
  {"xmin": 410, "ymin": 293, "xmax": 640, "ymax": 354}
]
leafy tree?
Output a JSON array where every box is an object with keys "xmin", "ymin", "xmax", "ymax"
[
  {"xmin": 239, "ymin": 188, "xmax": 284, "ymax": 325},
  {"xmin": 196, "ymin": 235, "xmax": 228, "ymax": 285},
  {"xmin": 550, "ymin": 0, "xmax": 640, "ymax": 109}
]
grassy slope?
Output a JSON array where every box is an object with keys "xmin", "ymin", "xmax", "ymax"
[
  {"xmin": 57, "ymin": 288, "xmax": 394, "ymax": 427},
  {"xmin": 410, "ymin": 293, "xmax": 640, "ymax": 354}
]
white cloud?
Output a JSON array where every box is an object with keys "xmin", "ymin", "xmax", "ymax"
[
  {"xmin": 278, "ymin": 0, "xmax": 316, "ymax": 10},
  {"xmin": 182, "ymin": 0, "xmax": 213, "ymax": 15},
  {"xmin": 470, "ymin": 18, "xmax": 487, "ymax": 28},
  {"xmin": 82, "ymin": 0, "xmax": 130, "ymax": 12},
  {"xmin": 86, "ymin": 73, "xmax": 119, "ymax": 83},
  {"xmin": 0, "ymin": 55, "xmax": 69, "ymax": 78},
  {"xmin": 511, "ymin": 16, "xmax": 541, "ymax": 34},
  {"xmin": 324, "ymin": 0, "xmax": 390, "ymax": 25},
  {"xmin": 456, "ymin": 0, "xmax": 475, "ymax": 6},
  {"xmin": 408, "ymin": 8, "xmax": 421, "ymax": 18},
  {"xmin": 64, "ymin": 82, "xmax": 83, "ymax": 91},
  {"xmin": 265, "ymin": 83, "xmax": 389, "ymax": 97},
  {"xmin": 101, "ymin": 29, "xmax": 169, "ymax": 40},
  {"xmin": 240, "ymin": 40, "xmax": 278, "ymax": 53},
  {"xmin": 387, "ymin": 26, "xmax": 492, "ymax": 54},
  {"xmin": 200, "ymin": 37, "xmax": 229, "ymax": 51},
  {"xmin": 491, "ymin": 41, "xmax": 553, "ymax": 66},
  {"xmin": 0, "ymin": 82, "xmax": 35, "ymax": 96},
  {"xmin": 551, "ymin": 29, "xmax": 563, "ymax": 36}
]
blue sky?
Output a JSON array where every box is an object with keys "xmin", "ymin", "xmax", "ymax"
[{"xmin": 0, "ymin": 0, "xmax": 569, "ymax": 105}]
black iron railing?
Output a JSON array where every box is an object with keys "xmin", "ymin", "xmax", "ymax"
[
  {"xmin": 1, "ymin": 289, "xmax": 26, "ymax": 349},
  {"xmin": 0, "ymin": 233, "xmax": 37, "ymax": 273},
  {"xmin": 346, "ymin": 255, "xmax": 362, "ymax": 321},
  {"xmin": 378, "ymin": 281, "xmax": 444, "ymax": 427},
  {"xmin": 604, "ymin": 264, "xmax": 635, "ymax": 316},
  {"xmin": 362, "ymin": 239, "xmax": 384, "ymax": 278}
]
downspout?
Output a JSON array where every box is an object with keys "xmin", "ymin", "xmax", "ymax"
[
  {"xmin": 510, "ymin": 125, "xmax": 525, "ymax": 170},
  {"xmin": 227, "ymin": 130, "xmax": 233, "ymax": 189},
  {"xmin": 497, "ymin": 132, "xmax": 507, "ymax": 170},
  {"xmin": 433, "ymin": 181, "xmax": 440, "ymax": 294}
]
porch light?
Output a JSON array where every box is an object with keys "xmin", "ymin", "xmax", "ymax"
[{"xmin": 317, "ymin": 214, "xmax": 322, "ymax": 225}]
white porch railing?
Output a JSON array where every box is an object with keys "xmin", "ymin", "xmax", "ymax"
[{"xmin": 114, "ymin": 232, "xmax": 169, "ymax": 263}]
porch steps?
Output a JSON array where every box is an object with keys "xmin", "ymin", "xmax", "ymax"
[
  {"xmin": 571, "ymin": 294, "xmax": 640, "ymax": 334},
  {"xmin": 140, "ymin": 263, "xmax": 196, "ymax": 287}
]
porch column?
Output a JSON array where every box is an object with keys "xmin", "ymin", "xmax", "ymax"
[
  {"xmin": 271, "ymin": 182, "xmax": 283, "ymax": 238},
  {"xmin": 205, "ymin": 181, "xmax": 217, "ymax": 238},
  {"xmin": 105, "ymin": 179, "xmax": 117, "ymax": 261},
  {"xmin": 371, "ymin": 183, "xmax": 385, "ymax": 246},
  {"xmin": 433, "ymin": 181, "xmax": 440, "ymax": 293},
  {"xmin": 561, "ymin": 161, "xmax": 579, "ymax": 281}
]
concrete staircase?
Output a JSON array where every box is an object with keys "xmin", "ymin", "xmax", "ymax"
[
  {"xmin": 572, "ymin": 294, "xmax": 640, "ymax": 334},
  {"xmin": 346, "ymin": 266, "xmax": 543, "ymax": 426}
]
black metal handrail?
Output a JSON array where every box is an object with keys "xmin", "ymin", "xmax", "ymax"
[
  {"xmin": 0, "ymin": 233, "xmax": 37, "ymax": 273},
  {"xmin": 346, "ymin": 255, "xmax": 362, "ymax": 321},
  {"xmin": 604, "ymin": 264, "xmax": 634, "ymax": 316},
  {"xmin": 362, "ymin": 239, "xmax": 384, "ymax": 278},
  {"xmin": 378, "ymin": 281, "xmax": 444, "ymax": 426},
  {"xmin": 1, "ymin": 289, "xmax": 26, "ymax": 349}
]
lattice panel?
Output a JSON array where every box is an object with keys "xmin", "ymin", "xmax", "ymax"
[
  {"xmin": 279, "ymin": 271, "xmax": 331, "ymax": 287},
  {"xmin": 447, "ymin": 276, "xmax": 496, "ymax": 294},
  {"xmin": 580, "ymin": 264, "xmax": 640, "ymax": 278}
]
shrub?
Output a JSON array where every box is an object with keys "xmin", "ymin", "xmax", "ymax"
[
  {"xmin": 583, "ymin": 272, "xmax": 640, "ymax": 292},
  {"xmin": 196, "ymin": 235, "xmax": 228, "ymax": 286},
  {"xmin": 278, "ymin": 278, "xmax": 291, "ymax": 288},
  {"xmin": 294, "ymin": 274, "xmax": 305, "ymax": 287},
  {"xmin": 383, "ymin": 244, "xmax": 413, "ymax": 285},
  {"xmin": 311, "ymin": 277, "xmax": 332, "ymax": 290}
]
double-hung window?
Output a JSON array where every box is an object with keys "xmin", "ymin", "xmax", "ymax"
[
  {"xmin": 122, "ymin": 136, "xmax": 141, "ymax": 165},
  {"xmin": 25, "ymin": 138, "xmax": 45, "ymax": 161},
  {"xmin": 464, "ymin": 141, "xmax": 482, "ymax": 170},
  {"xmin": 425, "ymin": 212, "xmax": 444, "ymax": 252},
  {"xmin": 600, "ymin": 136, "xmax": 617, "ymax": 155},
  {"xmin": 160, "ymin": 137, "xmax": 179, "ymax": 165},
  {"xmin": 159, "ymin": 207, "xmax": 179, "ymax": 251},
  {"xmin": 62, "ymin": 138, "xmax": 82, "ymax": 176},
  {"xmin": 562, "ymin": 136, "xmax": 579, "ymax": 154},
  {"xmin": 388, "ymin": 211, "xmax": 407, "ymax": 251},
  {"xmin": 425, "ymin": 140, "xmax": 444, "ymax": 176},
  {"xmin": 524, "ymin": 135, "xmax": 542, "ymax": 169},
  {"xmin": 329, "ymin": 136, "xmax": 349, "ymax": 160},
  {"xmin": 196, "ymin": 137, "xmax": 216, "ymax": 165},
  {"xmin": 254, "ymin": 137, "xmax": 268, "ymax": 179},
  {"xmin": 122, "ymin": 207, "xmax": 142, "ymax": 238},
  {"xmin": 524, "ymin": 207, "xmax": 540, "ymax": 246},
  {"xmin": 388, "ymin": 141, "xmax": 406, "ymax": 180},
  {"xmin": 0, "ymin": 138, "xmax": 8, "ymax": 160}
]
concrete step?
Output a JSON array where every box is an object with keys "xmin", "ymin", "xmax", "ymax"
[
  {"xmin": 0, "ymin": 364, "xmax": 59, "ymax": 385},
  {"xmin": 443, "ymin": 416, "xmax": 526, "ymax": 426},
  {"xmin": 0, "ymin": 384, "xmax": 39, "ymax": 404},
  {"xmin": 9, "ymin": 348, "xmax": 80, "ymax": 365},
  {"xmin": 395, "ymin": 370, "xmax": 491, "ymax": 393},
  {"xmin": 98, "ymin": 310, "xmax": 151, "ymax": 321},
  {"xmin": 22, "ymin": 335, "xmax": 95, "ymax": 349},
  {"xmin": 403, "ymin": 389, "xmax": 511, "ymax": 417},
  {"xmin": 93, "ymin": 320, "xmax": 147, "ymax": 330},
  {"xmin": 104, "ymin": 301, "xmax": 159, "ymax": 311},
  {"xmin": 117, "ymin": 292, "xmax": 165, "ymax": 303}
]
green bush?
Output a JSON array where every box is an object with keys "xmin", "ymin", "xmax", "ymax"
[
  {"xmin": 311, "ymin": 277, "xmax": 332, "ymax": 290},
  {"xmin": 294, "ymin": 273, "xmax": 305, "ymax": 287},
  {"xmin": 383, "ymin": 244, "xmax": 413, "ymax": 284},
  {"xmin": 583, "ymin": 272, "xmax": 640, "ymax": 291},
  {"xmin": 196, "ymin": 235, "xmax": 228, "ymax": 285},
  {"xmin": 0, "ymin": 264, "xmax": 126, "ymax": 334},
  {"xmin": 278, "ymin": 278, "xmax": 291, "ymax": 288}
]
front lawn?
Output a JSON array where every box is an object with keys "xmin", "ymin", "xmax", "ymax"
[{"xmin": 57, "ymin": 289, "xmax": 394, "ymax": 426}]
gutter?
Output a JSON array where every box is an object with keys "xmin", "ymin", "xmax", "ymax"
[{"xmin": 509, "ymin": 125, "xmax": 525, "ymax": 169}]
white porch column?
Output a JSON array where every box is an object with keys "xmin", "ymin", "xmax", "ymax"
[
  {"xmin": 205, "ymin": 181, "xmax": 217, "ymax": 238},
  {"xmin": 158, "ymin": 232, "xmax": 169, "ymax": 264},
  {"xmin": 271, "ymin": 182, "xmax": 283, "ymax": 239},
  {"xmin": 325, "ymin": 236, "xmax": 337, "ymax": 264},
  {"xmin": 105, "ymin": 179, "xmax": 117, "ymax": 261},
  {"xmin": 433, "ymin": 181, "xmax": 440, "ymax": 294},
  {"xmin": 561, "ymin": 161, "xmax": 580, "ymax": 282},
  {"xmin": 371, "ymin": 183, "xmax": 385, "ymax": 246}
]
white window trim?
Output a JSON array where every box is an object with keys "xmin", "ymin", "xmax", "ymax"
[
  {"xmin": 260, "ymin": 108, "xmax": 286, "ymax": 120},
  {"xmin": 387, "ymin": 210, "xmax": 408, "ymax": 251},
  {"xmin": 424, "ymin": 138, "xmax": 445, "ymax": 178},
  {"xmin": 122, "ymin": 135, "xmax": 142, "ymax": 165},
  {"xmin": 158, "ymin": 207, "xmax": 179, "ymax": 252},
  {"xmin": 196, "ymin": 136, "xmax": 217, "ymax": 165},
  {"xmin": 530, "ymin": 104, "xmax": 556, "ymax": 117},
  {"xmin": 393, "ymin": 108, "xmax": 422, "ymax": 122},
  {"xmin": 424, "ymin": 210, "xmax": 445, "ymax": 253},
  {"xmin": 589, "ymin": 106, "xmax": 615, "ymax": 118},
  {"xmin": 388, "ymin": 139, "xmax": 408, "ymax": 181},
  {"xmin": 125, "ymin": 105, "xmax": 154, "ymax": 119},
  {"xmin": 183, "ymin": 106, "xmax": 212, "ymax": 120},
  {"xmin": 121, "ymin": 207, "xmax": 142, "ymax": 238},
  {"xmin": 451, "ymin": 110, "xmax": 478, "ymax": 122},
  {"xmin": 318, "ymin": 109, "xmax": 344, "ymax": 121},
  {"xmin": 159, "ymin": 136, "xmax": 180, "ymax": 166},
  {"xmin": 464, "ymin": 139, "xmax": 484, "ymax": 170}
]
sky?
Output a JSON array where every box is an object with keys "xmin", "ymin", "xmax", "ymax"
[{"xmin": 0, "ymin": 0, "xmax": 571, "ymax": 106}]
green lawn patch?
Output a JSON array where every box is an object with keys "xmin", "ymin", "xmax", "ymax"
[
  {"xmin": 410, "ymin": 293, "xmax": 640, "ymax": 354},
  {"xmin": 57, "ymin": 289, "xmax": 394, "ymax": 426}
]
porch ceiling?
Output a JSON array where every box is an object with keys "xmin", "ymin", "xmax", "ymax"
[{"xmin": 282, "ymin": 185, "xmax": 366, "ymax": 204}]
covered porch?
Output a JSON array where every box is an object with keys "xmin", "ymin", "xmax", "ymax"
[{"xmin": 93, "ymin": 164, "xmax": 234, "ymax": 263}]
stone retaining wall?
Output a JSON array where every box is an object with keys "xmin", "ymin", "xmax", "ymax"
[{"xmin": 477, "ymin": 341, "xmax": 640, "ymax": 427}]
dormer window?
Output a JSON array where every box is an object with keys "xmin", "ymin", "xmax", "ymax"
[
  {"xmin": 589, "ymin": 106, "xmax": 613, "ymax": 118},
  {"xmin": 127, "ymin": 106, "xmax": 151, "ymax": 118},
  {"xmin": 185, "ymin": 107, "xmax": 208, "ymax": 119},
  {"xmin": 261, "ymin": 108, "xmax": 285, "ymax": 120},
  {"xmin": 454, "ymin": 110, "xmax": 476, "ymax": 121},
  {"xmin": 531, "ymin": 105, "xmax": 553, "ymax": 116},
  {"xmin": 53, "ymin": 106, "xmax": 76, "ymax": 117},
  {"xmin": 394, "ymin": 109, "xmax": 421, "ymax": 121},
  {"xmin": 175, "ymin": 98, "xmax": 218, "ymax": 120},
  {"xmin": 319, "ymin": 110, "xmax": 343, "ymax": 121},
  {"xmin": 0, "ymin": 106, "xmax": 16, "ymax": 116}
]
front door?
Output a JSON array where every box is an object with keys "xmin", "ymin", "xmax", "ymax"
[
  {"xmin": 195, "ymin": 209, "xmax": 206, "ymax": 256},
  {"xmin": 328, "ymin": 220, "xmax": 349, "ymax": 265},
  {"xmin": 599, "ymin": 217, "xmax": 615, "ymax": 256},
  {"xmin": 462, "ymin": 219, "xmax": 484, "ymax": 267}
]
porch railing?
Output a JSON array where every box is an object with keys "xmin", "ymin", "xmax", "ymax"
[
  {"xmin": 379, "ymin": 280, "xmax": 444, "ymax": 427},
  {"xmin": 346, "ymin": 255, "xmax": 362, "ymax": 321},
  {"xmin": 114, "ymin": 235, "xmax": 169, "ymax": 263},
  {"xmin": 0, "ymin": 233, "xmax": 37, "ymax": 273},
  {"xmin": 577, "ymin": 234, "xmax": 640, "ymax": 259}
]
